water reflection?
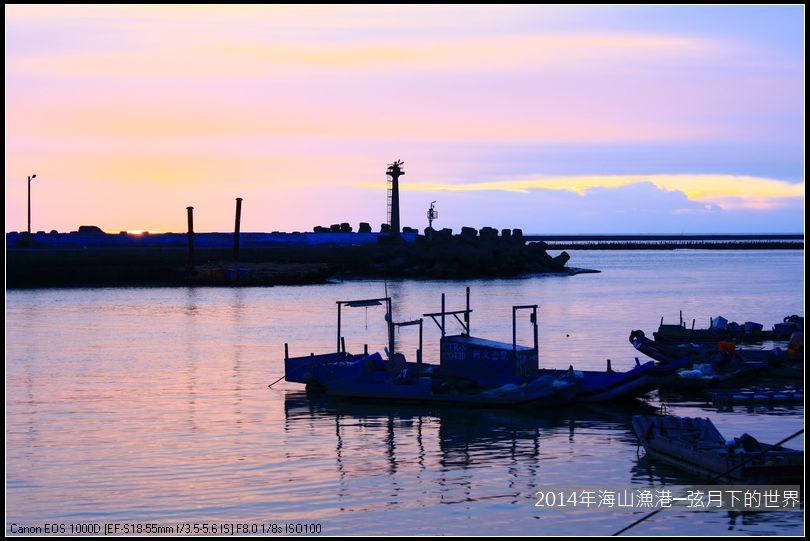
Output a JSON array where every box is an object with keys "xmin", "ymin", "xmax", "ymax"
[
  {"xmin": 184, "ymin": 287, "xmax": 199, "ymax": 432},
  {"xmin": 657, "ymin": 389, "xmax": 804, "ymax": 417},
  {"xmin": 230, "ymin": 287, "xmax": 245, "ymax": 432},
  {"xmin": 283, "ymin": 391, "xmax": 657, "ymax": 509}
]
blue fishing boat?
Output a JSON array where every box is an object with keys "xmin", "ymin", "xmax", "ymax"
[
  {"xmin": 629, "ymin": 330, "xmax": 767, "ymax": 389},
  {"xmin": 284, "ymin": 289, "xmax": 577, "ymax": 406},
  {"xmin": 284, "ymin": 288, "xmax": 664, "ymax": 404},
  {"xmin": 630, "ymin": 328, "xmax": 803, "ymax": 382}
]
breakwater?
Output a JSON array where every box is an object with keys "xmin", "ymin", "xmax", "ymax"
[
  {"xmin": 525, "ymin": 233, "xmax": 803, "ymax": 250},
  {"xmin": 7, "ymin": 228, "xmax": 582, "ymax": 287}
]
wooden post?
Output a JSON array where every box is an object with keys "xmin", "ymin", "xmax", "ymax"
[
  {"xmin": 186, "ymin": 206, "xmax": 194, "ymax": 269},
  {"xmin": 234, "ymin": 197, "xmax": 243, "ymax": 261},
  {"xmin": 27, "ymin": 175, "xmax": 34, "ymax": 235}
]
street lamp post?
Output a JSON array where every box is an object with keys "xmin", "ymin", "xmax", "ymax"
[{"xmin": 27, "ymin": 174, "xmax": 37, "ymax": 234}]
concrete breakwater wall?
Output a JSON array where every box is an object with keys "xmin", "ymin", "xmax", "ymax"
[
  {"xmin": 6, "ymin": 228, "xmax": 576, "ymax": 287},
  {"xmin": 6, "ymin": 231, "xmax": 417, "ymax": 249}
]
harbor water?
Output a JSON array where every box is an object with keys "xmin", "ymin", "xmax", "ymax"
[{"xmin": 6, "ymin": 250, "xmax": 804, "ymax": 535}]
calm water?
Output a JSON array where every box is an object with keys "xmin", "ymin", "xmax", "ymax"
[{"xmin": 6, "ymin": 251, "xmax": 804, "ymax": 535}]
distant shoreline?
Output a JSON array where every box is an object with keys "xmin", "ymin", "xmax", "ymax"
[
  {"xmin": 523, "ymin": 233, "xmax": 803, "ymax": 240},
  {"xmin": 525, "ymin": 233, "xmax": 803, "ymax": 250}
]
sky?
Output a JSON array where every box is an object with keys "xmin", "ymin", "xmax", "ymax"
[{"xmin": 4, "ymin": 5, "xmax": 805, "ymax": 234}]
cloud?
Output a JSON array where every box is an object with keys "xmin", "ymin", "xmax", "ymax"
[
  {"xmin": 223, "ymin": 33, "xmax": 721, "ymax": 72},
  {"xmin": 6, "ymin": 6, "xmax": 734, "ymax": 78},
  {"xmin": 359, "ymin": 173, "xmax": 804, "ymax": 210},
  {"xmin": 394, "ymin": 180, "xmax": 803, "ymax": 233},
  {"xmin": 7, "ymin": 6, "xmax": 802, "ymax": 146},
  {"xmin": 11, "ymin": 30, "xmax": 723, "ymax": 79}
]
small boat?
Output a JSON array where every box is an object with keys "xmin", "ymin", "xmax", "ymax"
[
  {"xmin": 284, "ymin": 289, "xmax": 577, "ymax": 406},
  {"xmin": 652, "ymin": 314, "xmax": 803, "ymax": 343},
  {"xmin": 630, "ymin": 329, "xmax": 801, "ymax": 383},
  {"xmin": 632, "ymin": 415, "xmax": 803, "ymax": 484},
  {"xmin": 668, "ymin": 361, "xmax": 767, "ymax": 390}
]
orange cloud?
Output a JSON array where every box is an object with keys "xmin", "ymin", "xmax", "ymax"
[{"xmin": 14, "ymin": 31, "xmax": 722, "ymax": 78}]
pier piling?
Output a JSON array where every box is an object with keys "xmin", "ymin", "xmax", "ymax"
[
  {"xmin": 234, "ymin": 197, "xmax": 243, "ymax": 261},
  {"xmin": 186, "ymin": 206, "xmax": 194, "ymax": 269}
]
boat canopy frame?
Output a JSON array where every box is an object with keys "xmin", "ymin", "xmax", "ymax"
[
  {"xmin": 513, "ymin": 304, "xmax": 539, "ymax": 358},
  {"xmin": 286, "ymin": 289, "xmax": 538, "ymax": 367},
  {"xmin": 393, "ymin": 318, "xmax": 424, "ymax": 374},
  {"xmin": 336, "ymin": 296, "xmax": 394, "ymax": 358}
]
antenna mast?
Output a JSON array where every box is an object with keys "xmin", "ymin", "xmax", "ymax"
[{"xmin": 427, "ymin": 200, "xmax": 438, "ymax": 240}]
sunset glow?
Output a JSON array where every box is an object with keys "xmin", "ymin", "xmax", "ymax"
[{"xmin": 5, "ymin": 5, "xmax": 803, "ymax": 233}]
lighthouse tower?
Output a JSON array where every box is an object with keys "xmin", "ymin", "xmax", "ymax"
[{"xmin": 386, "ymin": 160, "xmax": 404, "ymax": 235}]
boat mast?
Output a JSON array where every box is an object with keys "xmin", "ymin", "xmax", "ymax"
[{"xmin": 423, "ymin": 287, "xmax": 473, "ymax": 336}]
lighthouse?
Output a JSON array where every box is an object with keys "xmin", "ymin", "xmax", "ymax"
[{"xmin": 386, "ymin": 160, "xmax": 404, "ymax": 235}]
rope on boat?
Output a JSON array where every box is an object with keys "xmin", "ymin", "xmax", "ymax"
[
  {"xmin": 267, "ymin": 375, "xmax": 285, "ymax": 388},
  {"xmin": 612, "ymin": 427, "xmax": 804, "ymax": 536}
]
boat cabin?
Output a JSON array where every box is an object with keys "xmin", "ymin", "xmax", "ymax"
[
  {"xmin": 441, "ymin": 335, "xmax": 538, "ymax": 387},
  {"xmin": 425, "ymin": 292, "xmax": 540, "ymax": 387}
]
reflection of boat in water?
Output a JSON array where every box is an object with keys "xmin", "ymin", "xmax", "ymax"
[
  {"xmin": 709, "ymin": 388, "xmax": 803, "ymax": 406},
  {"xmin": 632, "ymin": 415, "xmax": 803, "ymax": 484},
  {"xmin": 284, "ymin": 390, "xmax": 656, "ymax": 453},
  {"xmin": 284, "ymin": 288, "xmax": 661, "ymax": 405},
  {"xmin": 283, "ymin": 391, "xmax": 657, "ymax": 510}
]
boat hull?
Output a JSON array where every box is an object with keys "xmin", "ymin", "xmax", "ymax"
[
  {"xmin": 632, "ymin": 415, "xmax": 803, "ymax": 484},
  {"xmin": 323, "ymin": 374, "xmax": 578, "ymax": 406},
  {"xmin": 538, "ymin": 362, "xmax": 658, "ymax": 402}
]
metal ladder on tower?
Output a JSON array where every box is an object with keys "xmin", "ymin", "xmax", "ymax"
[{"xmin": 386, "ymin": 172, "xmax": 393, "ymax": 227}]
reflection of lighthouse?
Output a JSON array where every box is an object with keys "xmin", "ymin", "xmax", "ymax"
[{"xmin": 386, "ymin": 160, "xmax": 404, "ymax": 235}]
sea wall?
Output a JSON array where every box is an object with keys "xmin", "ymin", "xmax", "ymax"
[
  {"xmin": 6, "ymin": 228, "xmax": 579, "ymax": 287},
  {"xmin": 6, "ymin": 231, "xmax": 417, "ymax": 249}
]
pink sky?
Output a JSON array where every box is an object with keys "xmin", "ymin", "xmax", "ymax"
[{"xmin": 5, "ymin": 5, "xmax": 804, "ymax": 233}]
